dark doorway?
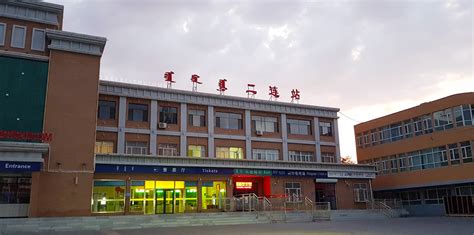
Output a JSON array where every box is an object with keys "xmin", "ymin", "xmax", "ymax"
[{"xmin": 315, "ymin": 183, "xmax": 337, "ymax": 209}]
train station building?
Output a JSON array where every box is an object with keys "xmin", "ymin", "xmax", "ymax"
[{"xmin": 0, "ymin": 0, "xmax": 375, "ymax": 217}]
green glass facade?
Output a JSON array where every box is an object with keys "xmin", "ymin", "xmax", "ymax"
[{"xmin": 0, "ymin": 56, "xmax": 48, "ymax": 133}]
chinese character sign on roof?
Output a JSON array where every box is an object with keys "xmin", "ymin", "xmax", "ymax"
[
  {"xmin": 217, "ymin": 79, "xmax": 228, "ymax": 95},
  {"xmin": 164, "ymin": 71, "xmax": 175, "ymax": 88},
  {"xmin": 246, "ymin": 84, "xmax": 257, "ymax": 98},
  {"xmin": 191, "ymin": 74, "xmax": 202, "ymax": 92},
  {"xmin": 268, "ymin": 86, "xmax": 280, "ymax": 101},
  {"xmin": 291, "ymin": 89, "xmax": 301, "ymax": 103}
]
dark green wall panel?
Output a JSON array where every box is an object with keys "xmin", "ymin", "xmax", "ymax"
[{"xmin": 0, "ymin": 56, "xmax": 48, "ymax": 133}]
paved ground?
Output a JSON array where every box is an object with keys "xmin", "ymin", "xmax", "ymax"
[{"xmin": 2, "ymin": 217, "xmax": 474, "ymax": 235}]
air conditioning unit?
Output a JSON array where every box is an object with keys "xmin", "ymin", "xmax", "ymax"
[
  {"xmin": 158, "ymin": 122, "xmax": 168, "ymax": 129},
  {"xmin": 256, "ymin": 130, "xmax": 264, "ymax": 136}
]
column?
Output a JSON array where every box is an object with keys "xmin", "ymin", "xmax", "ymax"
[
  {"xmin": 150, "ymin": 100, "xmax": 158, "ymax": 155},
  {"xmin": 334, "ymin": 118, "xmax": 341, "ymax": 163},
  {"xmin": 180, "ymin": 103, "xmax": 187, "ymax": 157},
  {"xmin": 314, "ymin": 117, "xmax": 322, "ymax": 162},
  {"xmin": 281, "ymin": 113, "xmax": 288, "ymax": 161},
  {"xmin": 207, "ymin": 106, "xmax": 215, "ymax": 158},
  {"xmin": 117, "ymin": 96, "xmax": 127, "ymax": 154},
  {"xmin": 245, "ymin": 110, "xmax": 252, "ymax": 160}
]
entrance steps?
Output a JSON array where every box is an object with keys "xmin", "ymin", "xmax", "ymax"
[{"xmin": 330, "ymin": 209, "xmax": 409, "ymax": 221}]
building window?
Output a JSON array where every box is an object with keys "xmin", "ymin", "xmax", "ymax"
[
  {"xmin": 0, "ymin": 177, "xmax": 31, "ymax": 204},
  {"xmin": 252, "ymin": 149, "xmax": 279, "ymax": 161},
  {"xmin": 460, "ymin": 141, "xmax": 473, "ymax": 163},
  {"xmin": 287, "ymin": 119, "xmax": 311, "ymax": 135},
  {"xmin": 31, "ymin": 28, "xmax": 45, "ymax": 51},
  {"xmin": 379, "ymin": 126, "xmax": 391, "ymax": 144},
  {"xmin": 424, "ymin": 188, "xmax": 448, "ymax": 204},
  {"xmin": 356, "ymin": 135, "xmax": 363, "ymax": 147},
  {"xmin": 434, "ymin": 108, "xmax": 453, "ymax": 131},
  {"xmin": 95, "ymin": 141, "xmax": 114, "ymax": 154},
  {"xmin": 158, "ymin": 144, "xmax": 179, "ymax": 156},
  {"xmin": 202, "ymin": 181, "xmax": 226, "ymax": 210},
  {"xmin": 390, "ymin": 156, "xmax": 398, "ymax": 173},
  {"xmin": 285, "ymin": 182, "xmax": 302, "ymax": 202},
  {"xmin": 449, "ymin": 143, "xmax": 460, "ymax": 165},
  {"xmin": 319, "ymin": 121, "xmax": 332, "ymax": 136},
  {"xmin": 454, "ymin": 105, "xmax": 473, "ymax": 127},
  {"xmin": 321, "ymin": 152, "xmax": 335, "ymax": 163},
  {"xmin": 91, "ymin": 180, "xmax": 125, "ymax": 213},
  {"xmin": 252, "ymin": 116, "xmax": 278, "ymax": 133},
  {"xmin": 433, "ymin": 146, "xmax": 449, "ymax": 167},
  {"xmin": 398, "ymin": 153, "xmax": 408, "ymax": 172},
  {"xmin": 370, "ymin": 130, "xmax": 377, "ymax": 144},
  {"xmin": 413, "ymin": 115, "xmax": 433, "ymax": 136},
  {"xmin": 11, "ymin": 25, "xmax": 26, "ymax": 48},
  {"xmin": 408, "ymin": 151, "xmax": 422, "ymax": 171},
  {"xmin": 288, "ymin": 151, "xmax": 315, "ymax": 162},
  {"xmin": 389, "ymin": 123, "xmax": 403, "ymax": 141},
  {"xmin": 353, "ymin": 183, "xmax": 369, "ymax": 202},
  {"xmin": 215, "ymin": 112, "xmax": 242, "ymax": 130},
  {"xmin": 128, "ymin": 103, "xmax": 148, "ymax": 122},
  {"xmin": 0, "ymin": 23, "xmax": 5, "ymax": 46},
  {"xmin": 98, "ymin": 100, "xmax": 116, "ymax": 120},
  {"xmin": 402, "ymin": 120, "xmax": 413, "ymax": 138},
  {"xmin": 126, "ymin": 141, "xmax": 148, "ymax": 155},
  {"xmin": 216, "ymin": 147, "xmax": 243, "ymax": 159},
  {"xmin": 188, "ymin": 109, "xmax": 205, "ymax": 127},
  {"xmin": 159, "ymin": 106, "xmax": 178, "ymax": 124},
  {"xmin": 188, "ymin": 145, "xmax": 205, "ymax": 157}
]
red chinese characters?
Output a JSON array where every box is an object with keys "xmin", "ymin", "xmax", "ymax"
[
  {"xmin": 246, "ymin": 84, "xmax": 257, "ymax": 98},
  {"xmin": 268, "ymin": 86, "xmax": 280, "ymax": 100},
  {"xmin": 217, "ymin": 79, "xmax": 228, "ymax": 94},
  {"xmin": 191, "ymin": 74, "xmax": 202, "ymax": 92},
  {"xmin": 164, "ymin": 71, "xmax": 175, "ymax": 88},
  {"xmin": 291, "ymin": 89, "xmax": 300, "ymax": 103}
]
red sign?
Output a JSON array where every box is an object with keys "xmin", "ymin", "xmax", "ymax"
[
  {"xmin": 0, "ymin": 130, "xmax": 53, "ymax": 142},
  {"xmin": 164, "ymin": 71, "xmax": 175, "ymax": 83},
  {"xmin": 236, "ymin": 182, "xmax": 252, "ymax": 189},
  {"xmin": 291, "ymin": 89, "xmax": 300, "ymax": 100},
  {"xmin": 268, "ymin": 86, "xmax": 280, "ymax": 100},
  {"xmin": 217, "ymin": 79, "xmax": 228, "ymax": 94}
]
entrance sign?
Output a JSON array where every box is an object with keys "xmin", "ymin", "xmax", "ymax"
[
  {"xmin": 0, "ymin": 130, "xmax": 53, "ymax": 142},
  {"xmin": 0, "ymin": 161, "xmax": 41, "ymax": 172}
]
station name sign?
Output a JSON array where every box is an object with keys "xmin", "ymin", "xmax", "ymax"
[
  {"xmin": 0, "ymin": 130, "xmax": 53, "ymax": 142},
  {"xmin": 327, "ymin": 171, "xmax": 376, "ymax": 179},
  {"xmin": 0, "ymin": 161, "xmax": 42, "ymax": 172}
]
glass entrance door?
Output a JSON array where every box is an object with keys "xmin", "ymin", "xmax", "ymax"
[{"xmin": 156, "ymin": 189, "xmax": 174, "ymax": 214}]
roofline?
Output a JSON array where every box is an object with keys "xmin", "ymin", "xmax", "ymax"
[
  {"xmin": 7, "ymin": 0, "xmax": 64, "ymax": 13},
  {"xmin": 99, "ymin": 80, "xmax": 341, "ymax": 113}
]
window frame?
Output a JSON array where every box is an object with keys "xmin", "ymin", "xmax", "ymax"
[
  {"xmin": 157, "ymin": 143, "xmax": 179, "ymax": 156},
  {"xmin": 353, "ymin": 183, "xmax": 369, "ymax": 202},
  {"xmin": 288, "ymin": 151, "xmax": 315, "ymax": 162},
  {"xmin": 95, "ymin": 141, "xmax": 114, "ymax": 154},
  {"xmin": 252, "ymin": 149, "xmax": 279, "ymax": 161},
  {"xmin": 11, "ymin": 25, "xmax": 27, "ymax": 49},
  {"xmin": 216, "ymin": 147, "xmax": 244, "ymax": 159},
  {"xmin": 287, "ymin": 119, "xmax": 311, "ymax": 135},
  {"xmin": 125, "ymin": 141, "xmax": 148, "ymax": 155},
  {"xmin": 0, "ymin": 22, "xmax": 6, "ymax": 46},
  {"xmin": 98, "ymin": 100, "xmax": 117, "ymax": 120},
  {"xmin": 159, "ymin": 106, "xmax": 178, "ymax": 124},
  {"xmin": 252, "ymin": 116, "xmax": 278, "ymax": 133},
  {"xmin": 187, "ymin": 145, "xmax": 205, "ymax": 157},
  {"xmin": 215, "ymin": 112, "xmax": 243, "ymax": 130},
  {"xmin": 128, "ymin": 103, "xmax": 149, "ymax": 122},
  {"xmin": 319, "ymin": 121, "xmax": 333, "ymax": 136},
  {"xmin": 31, "ymin": 28, "xmax": 45, "ymax": 51},
  {"xmin": 188, "ymin": 109, "xmax": 206, "ymax": 127}
]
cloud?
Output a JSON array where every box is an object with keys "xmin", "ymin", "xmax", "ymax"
[{"xmin": 51, "ymin": 0, "xmax": 473, "ymax": 161}]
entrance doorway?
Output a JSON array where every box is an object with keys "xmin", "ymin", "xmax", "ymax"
[
  {"xmin": 156, "ymin": 189, "xmax": 174, "ymax": 214},
  {"xmin": 315, "ymin": 183, "xmax": 337, "ymax": 209}
]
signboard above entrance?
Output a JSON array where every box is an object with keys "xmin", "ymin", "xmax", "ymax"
[{"xmin": 0, "ymin": 131, "xmax": 53, "ymax": 142}]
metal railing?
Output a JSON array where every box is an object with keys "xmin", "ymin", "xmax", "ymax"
[{"xmin": 367, "ymin": 199, "xmax": 399, "ymax": 218}]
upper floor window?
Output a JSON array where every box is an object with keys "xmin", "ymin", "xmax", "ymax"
[
  {"xmin": 216, "ymin": 147, "xmax": 243, "ymax": 159},
  {"xmin": 252, "ymin": 116, "xmax": 278, "ymax": 133},
  {"xmin": 460, "ymin": 141, "xmax": 473, "ymax": 163},
  {"xmin": 319, "ymin": 121, "xmax": 332, "ymax": 136},
  {"xmin": 188, "ymin": 145, "xmax": 205, "ymax": 157},
  {"xmin": 287, "ymin": 119, "xmax": 311, "ymax": 135},
  {"xmin": 454, "ymin": 105, "xmax": 473, "ymax": 127},
  {"xmin": 390, "ymin": 123, "xmax": 403, "ymax": 141},
  {"xmin": 128, "ymin": 103, "xmax": 148, "ymax": 122},
  {"xmin": 215, "ymin": 112, "xmax": 242, "ymax": 130},
  {"xmin": 288, "ymin": 151, "xmax": 315, "ymax": 162},
  {"xmin": 11, "ymin": 25, "xmax": 26, "ymax": 48},
  {"xmin": 189, "ymin": 109, "xmax": 205, "ymax": 127},
  {"xmin": 434, "ymin": 108, "xmax": 453, "ymax": 131},
  {"xmin": 95, "ymin": 141, "xmax": 114, "ymax": 154},
  {"xmin": 158, "ymin": 143, "xmax": 179, "ymax": 156},
  {"xmin": 159, "ymin": 106, "xmax": 178, "ymax": 124},
  {"xmin": 126, "ymin": 141, "xmax": 148, "ymax": 155},
  {"xmin": 31, "ymin": 28, "xmax": 45, "ymax": 51},
  {"xmin": 98, "ymin": 100, "xmax": 116, "ymax": 120},
  {"xmin": 252, "ymin": 149, "xmax": 279, "ymax": 161},
  {"xmin": 0, "ymin": 23, "xmax": 5, "ymax": 46},
  {"xmin": 321, "ymin": 152, "xmax": 335, "ymax": 163},
  {"xmin": 449, "ymin": 143, "xmax": 460, "ymax": 165},
  {"xmin": 402, "ymin": 120, "xmax": 413, "ymax": 138}
]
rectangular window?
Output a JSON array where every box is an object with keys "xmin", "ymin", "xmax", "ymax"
[
  {"xmin": 285, "ymin": 182, "xmax": 302, "ymax": 202},
  {"xmin": 252, "ymin": 149, "xmax": 279, "ymax": 161},
  {"xmin": 188, "ymin": 109, "xmax": 205, "ymax": 127},
  {"xmin": 126, "ymin": 141, "xmax": 148, "ymax": 155},
  {"xmin": 202, "ymin": 181, "xmax": 226, "ymax": 210},
  {"xmin": 460, "ymin": 141, "xmax": 472, "ymax": 163},
  {"xmin": 402, "ymin": 120, "xmax": 413, "ymax": 138},
  {"xmin": 188, "ymin": 145, "xmax": 205, "ymax": 157},
  {"xmin": 433, "ymin": 146, "xmax": 449, "ymax": 167},
  {"xmin": 215, "ymin": 112, "xmax": 242, "ymax": 130},
  {"xmin": 159, "ymin": 106, "xmax": 178, "ymax": 124},
  {"xmin": 0, "ymin": 23, "xmax": 5, "ymax": 46},
  {"xmin": 398, "ymin": 153, "xmax": 408, "ymax": 172},
  {"xmin": 434, "ymin": 109, "xmax": 453, "ymax": 131},
  {"xmin": 321, "ymin": 152, "xmax": 335, "ymax": 163},
  {"xmin": 252, "ymin": 116, "xmax": 278, "ymax": 133},
  {"xmin": 158, "ymin": 143, "xmax": 179, "ymax": 156},
  {"xmin": 0, "ymin": 176, "xmax": 31, "ymax": 204},
  {"xmin": 408, "ymin": 151, "xmax": 422, "ymax": 171},
  {"xmin": 353, "ymin": 183, "xmax": 369, "ymax": 202},
  {"xmin": 98, "ymin": 100, "xmax": 116, "ymax": 120},
  {"xmin": 31, "ymin": 28, "xmax": 45, "ymax": 51},
  {"xmin": 319, "ymin": 121, "xmax": 332, "ymax": 136},
  {"xmin": 288, "ymin": 151, "xmax": 315, "ymax": 162},
  {"xmin": 370, "ymin": 131, "xmax": 377, "ymax": 144},
  {"xmin": 95, "ymin": 141, "xmax": 114, "ymax": 154},
  {"xmin": 356, "ymin": 135, "xmax": 363, "ymax": 147},
  {"xmin": 128, "ymin": 103, "xmax": 148, "ymax": 122},
  {"xmin": 363, "ymin": 134, "xmax": 369, "ymax": 146},
  {"xmin": 11, "ymin": 25, "xmax": 26, "ymax": 48},
  {"xmin": 463, "ymin": 104, "xmax": 473, "ymax": 126},
  {"xmin": 379, "ymin": 126, "xmax": 391, "ymax": 144},
  {"xmin": 91, "ymin": 180, "xmax": 125, "ymax": 213},
  {"xmin": 390, "ymin": 123, "xmax": 403, "ymax": 141},
  {"xmin": 216, "ymin": 147, "xmax": 243, "ymax": 159},
  {"xmin": 390, "ymin": 156, "xmax": 398, "ymax": 173},
  {"xmin": 448, "ymin": 144, "xmax": 460, "ymax": 165},
  {"xmin": 287, "ymin": 119, "xmax": 311, "ymax": 135}
]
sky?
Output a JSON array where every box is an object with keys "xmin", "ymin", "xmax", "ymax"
[{"xmin": 51, "ymin": 0, "xmax": 473, "ymax": 162}]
